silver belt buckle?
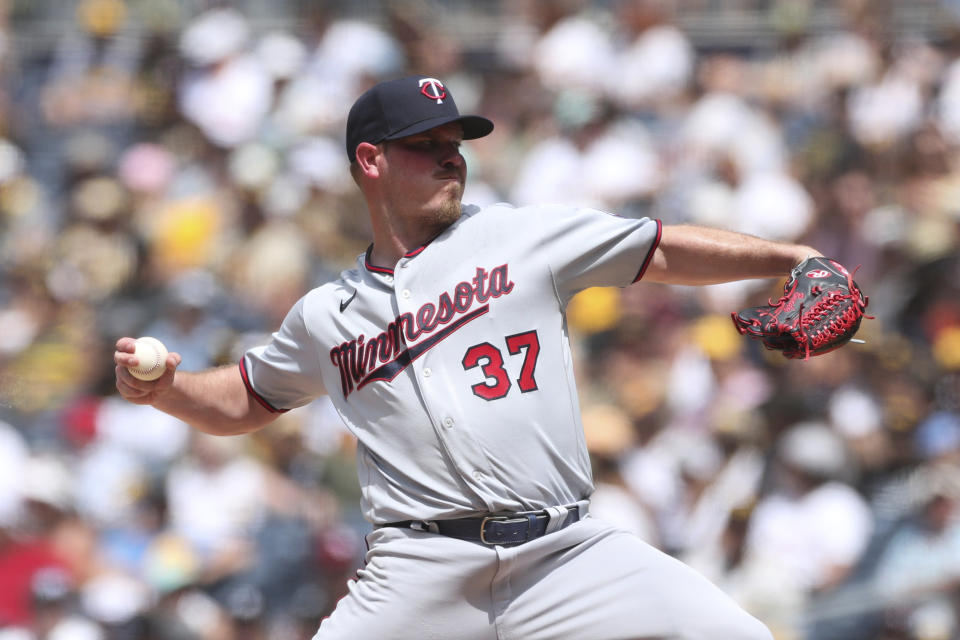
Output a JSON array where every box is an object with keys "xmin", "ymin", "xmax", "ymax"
[{"xmin": 479, "ymin": 515, "xmax": 529, "ymax": 545}]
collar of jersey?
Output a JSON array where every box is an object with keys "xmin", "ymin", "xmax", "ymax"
[{"xmin": 363, "ymin": 241, "xmax": 431, "ymax": 276}]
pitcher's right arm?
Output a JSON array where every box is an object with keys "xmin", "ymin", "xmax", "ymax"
[{"xmin": 114, "ymin": 337, "xmax": 279, "ymax": 436}]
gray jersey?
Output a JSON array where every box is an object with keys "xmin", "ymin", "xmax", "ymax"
[{"xmin": 242, "ymin": 203, "xmax": 660, "ymax": 524}]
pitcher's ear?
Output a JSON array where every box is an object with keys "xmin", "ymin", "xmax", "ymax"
[{"xmin": 354, "ymin": 142, "xmax": 382, "ymax": 178}]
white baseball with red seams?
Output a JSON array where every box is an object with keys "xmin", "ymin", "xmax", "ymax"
[{"xmin": 128, "ymin": 336, "xmax": 168, "ymax": 381}]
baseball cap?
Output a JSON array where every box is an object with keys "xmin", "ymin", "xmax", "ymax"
[{"xmin": 345, "ymin": 75, "xmax": 493, "ymax": 162}]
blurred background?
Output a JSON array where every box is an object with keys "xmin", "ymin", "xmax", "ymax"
[{"xmin": 1, "ymin": 0, "xmax": 960, "ymax": 638}]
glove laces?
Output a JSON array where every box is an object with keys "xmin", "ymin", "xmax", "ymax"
[
  {"xmin": 793, "ymin": 290, "xmax": 868, "ymax": 359},
  {"xmin": 791, "ymin": 265, "xmax": 871, "ymax": 359}
]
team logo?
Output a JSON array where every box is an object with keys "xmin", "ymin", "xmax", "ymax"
[
  {"xmin": 419, "ymin": 77, "xmax": 446, "ymax": 104},
  {"xmin": 330, "ymin": 264, "xmax": 515, "ymax": 397},
  {"xmin": 806, "ymin": 269, "xmax": 831, "ymax": 278}
]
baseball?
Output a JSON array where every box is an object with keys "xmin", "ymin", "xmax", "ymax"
[{"xmin": 128, "ymin": 337, "xmax": 168, "ymax": 381}]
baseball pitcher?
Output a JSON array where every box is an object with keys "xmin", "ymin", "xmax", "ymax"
[{"xmin": 116, "ymin": 75, "xmax": 866, "ymax": 639}]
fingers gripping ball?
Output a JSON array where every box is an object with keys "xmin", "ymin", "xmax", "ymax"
[
  {"xmin": 731, "ymin": 257, "xmax": 870, "ymax": 360},
  {"xmin": 128, "ymin": 337, "xmax": 169, "ymax": 381}
]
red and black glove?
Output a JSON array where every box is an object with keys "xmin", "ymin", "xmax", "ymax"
[{"xmin": 731, "ymin": 256, "xmax": 869, "ymax": 360}]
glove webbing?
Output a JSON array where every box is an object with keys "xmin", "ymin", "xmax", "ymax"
[{"xmin": 783, "ymin": 265, "xmax": 870, "ymax": 360}]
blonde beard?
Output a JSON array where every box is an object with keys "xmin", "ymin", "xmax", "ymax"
[
  {"xmin": 427, "ymin": 181, "xmax": 464, "ymax": 228},
  {"xmin": 385, "ymin": 182, "xmax": 463, "ymax": 234},
  {"xmin": 435, "ymin": 197, "xmax": 462, "ymax": 226}
]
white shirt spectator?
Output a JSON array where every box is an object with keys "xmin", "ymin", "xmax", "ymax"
[
  {"xmin": 165, "ymin": 434, "xmax": 267, "ymax": 557},
  {"xmin": 682, "ymin": 446, "xmax": 766, "ymax": 553},
  {"xmin": 75, "ymin": 442, "xmax": 148, "ymax": 527},
  {"xmin": 532, "ymin": 14, "xmax": 616, "ymax": 92},
  {"xmin": 94, "ymin": 396, "xmax": 190, "ymax": 464},
  {"xmin": 308, "ymin": 20, "xmax": 405, "ymax": 85},
  {"xmin": 511, "ymin": 119, "xmax": 660, "ymax": 209},
  {"xmin": 0, "ymin": 421, "xmax": 28, "ymax": 526},
  {"xmin": 680, "ymin": 93, "xmax": 787, "ymax": 175},
  {"xmin": 179, "ymin": 8, "xmax": 250, "ymax": 68},
  {"xmin": 847, "ymin": 72, "xmax": 924, "ymax": 148},
  {"xmin": 871, "ymin": 500, "xmax": 960, "ymax": 599},
  {"xmin": 812, "ymin": 32, "xmax": 882, "ymax": 92},
  {"xmin": 510, "ymin": 135, "xmax": 583, "ymax": 207},
  {"xmin": 589, "ymin": 481, "xmax": 659, "ymax": 543},
  {"xmin": 746, "ymin": 481, "xmax": 874, "ymax": 592},
  {"xmin": 937, "ymin": 58, "xmax": 960, "ymax": 144},
  {"xmin": 733, "ymin": 170, "xmax": 814, "ymax": 242},
  {"xmin": 179, "ymin": 54, "xmax": 274, "ymax": 148},
  {"xmin": 729, "ymin": 421, "xmax": 874, "ymax": 632},
  {"xmin": 609, "ymin": 24, "xmax": 694, "ymax": 108}
]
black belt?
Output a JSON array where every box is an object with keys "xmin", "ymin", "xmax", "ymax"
[{"xmin": 382, "ymin": 505, "xmax": 584, "ymax": 546}]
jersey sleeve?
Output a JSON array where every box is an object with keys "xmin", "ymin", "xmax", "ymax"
[
  {"xmin": 240, "ymin": 296, "xmax": 325, "ymax": 412},
  {"xmin": 528, "ymin": 205, "xmax": 661, "ymax": 302}
]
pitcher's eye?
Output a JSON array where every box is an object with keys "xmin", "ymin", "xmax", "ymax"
[
  {"xmin": 400, "ymin": 139, "xmax": 434, "ymax": 151},
  {"xmin": 412, "ymin": 139, "xmax": 460, "ymax": 151}
]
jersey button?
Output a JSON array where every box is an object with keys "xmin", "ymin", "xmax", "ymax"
[
  {"xmin": 401, "ymin": 289, "xmax": 411, "ymax": 299},
  {"xmin": 442, "ymin": 417, "xmax": 454, "ymax": 428},
  {"xmin": 385, "ymin": 275, "xmax": 394, "ymax": 283},
  {"xmin": 423, "ymin": 367, "xmax": 432, "ymax": 377},
  {"xmin": 472, "ymin": 470, "xmax": 484, "ymax": 480}
]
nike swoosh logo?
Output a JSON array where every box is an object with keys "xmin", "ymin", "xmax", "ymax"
[{"xmin": 339, "ymin": 289, "xmax": 358, "ymax": 313}]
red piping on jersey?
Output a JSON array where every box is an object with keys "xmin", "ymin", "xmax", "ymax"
[
  {"xmin": 239, "ymin": 358, "xmax": 288, "ymax": 414},
  {"xmin": 405, "ymin": 244, "xmax": 429, "ymax": 258},
  {"xmin": 364, "ymin": 245, "xmax": 394, "ymax": 275},
  {"xmin": 633, "ymin": 219, "xmax": 662, "ymax": 283},
  {"xmin": 363, "ymin": 235, "xmax": 438, "ymax": 275}
]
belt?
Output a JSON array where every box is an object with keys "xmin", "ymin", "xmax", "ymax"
[{"xmin": 382, "ymin": 503, "xmax": 586, "ymax": 546}]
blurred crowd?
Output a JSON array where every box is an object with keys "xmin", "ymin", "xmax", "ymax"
[{"xmin": 1, "ymin": 0, "xmax": 960, "ymax": 638}]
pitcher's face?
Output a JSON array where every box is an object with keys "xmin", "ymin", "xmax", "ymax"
[{"xmin": 380, "ymin": 123, "xmax": 467, "ymax": 228}]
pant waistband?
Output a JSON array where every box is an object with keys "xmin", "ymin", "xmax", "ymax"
[{"xmin": 381, "ymin": 501, "xmax": 588, "ymax": 546}]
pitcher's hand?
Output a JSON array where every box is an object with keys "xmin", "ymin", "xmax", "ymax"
[{"xmin": 114, "ymin": 337, "xmax": 181, "ymax": 405}]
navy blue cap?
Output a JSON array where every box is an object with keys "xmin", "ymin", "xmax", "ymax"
[{"xmin": 345, "ymin": 75, "xmax": 494, "ymax": 162}]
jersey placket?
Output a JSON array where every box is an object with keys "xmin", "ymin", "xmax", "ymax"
[{"xmin": 391, "ymin": 252, "xmax": 501, "ymax": 510}]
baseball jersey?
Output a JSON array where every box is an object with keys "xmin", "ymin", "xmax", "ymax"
[{"xmin": 242, "ymin": 203, "xmax": 661, "ymax": 524}]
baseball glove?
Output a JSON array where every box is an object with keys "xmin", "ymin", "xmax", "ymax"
[{"xmin": 731, "ymin": 256, "xmax": 869, "ymax": 360}]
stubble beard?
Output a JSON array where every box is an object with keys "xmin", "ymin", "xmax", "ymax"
[
  {"xmin": 436, "ymin": 196, "xmax": 462, "ymax": 226},
  {"xmin": 391, "ymin": 179, "xmax": 463, "ymax": 236},
  {"xmin": 432, "ymin": 182, "xmax": 463, "ymax": 227}
]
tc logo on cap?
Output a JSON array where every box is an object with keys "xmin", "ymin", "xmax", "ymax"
[{"xmin": 419, "ymin": 78, "xmax": 447, "ymax": 104}]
